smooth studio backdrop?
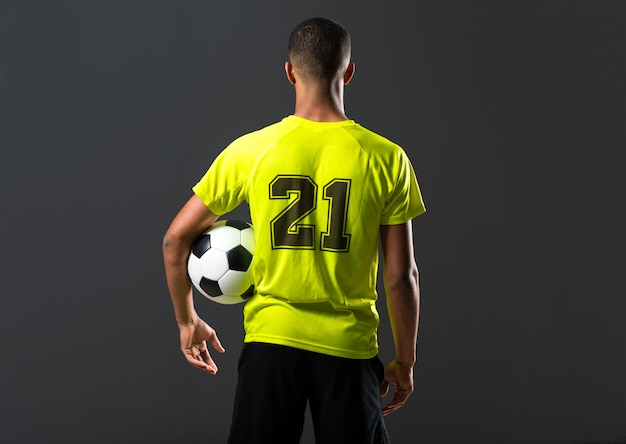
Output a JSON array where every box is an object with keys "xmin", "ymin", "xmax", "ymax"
[{"xmin": 1, "ymin": 1, "xmax": 625, "ymax": 443}]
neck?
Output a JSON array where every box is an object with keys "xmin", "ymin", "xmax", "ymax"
[{"xmin": 293, "ymin": 81, "xmax": 348, "ymax": 122}]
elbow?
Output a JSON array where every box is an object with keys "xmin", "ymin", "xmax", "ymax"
[
  {"xmin": 162, "ymin": 231, "xmax": 176, "ymax": 253},
  {"xmin": 385, "ymin": 265, "xmax": 419, "ymax": 295},
  {"xmin": 162, "ymin": 230, "xmax": 188, "ymax": 260}
]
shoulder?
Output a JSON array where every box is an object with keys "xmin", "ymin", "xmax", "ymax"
[
  {"xmin": 344, "ymin": 123, "xmax": 403, "ymax": 152},
  {"xmin": 344, "ymin": 123, "xmax": 410, "ymax": 167},
  {"xmin": 211, "ymin": 118, "xmax": 299, "ymax": 172},
  {"xmin": 228, "ymin": 118, "xmax": 298, "ymax": 150}
]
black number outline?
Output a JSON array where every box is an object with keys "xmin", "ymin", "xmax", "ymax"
[
  {"xmin": 269, "ymin": 175, "xmax": 317, "ymax": 250},
  {"xmin": 269, "ymin": 175, "xmax": 353, "ymax": 253},
  {"xmin": 321, "ymin": 179, "xmax": 352, "ymax": 252}
]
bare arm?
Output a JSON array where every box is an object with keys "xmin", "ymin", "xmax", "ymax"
[
  {"xmin": 162, "ymin": 194, "xmax": 224, "ymax": 374},
  {"xmin": 379, "ymin": 221, "xmax": 420, "ymax": 415}
]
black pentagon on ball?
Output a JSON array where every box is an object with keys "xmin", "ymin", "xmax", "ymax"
[
  {"xmin": 192, "ymin": 235, "xmax": 211, "ymax": 258},
  {"xmin": 225, "ymin": 220, "xmax": 252, "ymax": 230},
  {"xmin": 241, "ymin": 285, "xmax": 255, "ymax": 299},
  {"xmin": 199, "ymin": 277, "xmax": 222, "ymax": 297},
  {"xmin": 226, "ymin": 245, "xmax": 253, "ymax": 271}
]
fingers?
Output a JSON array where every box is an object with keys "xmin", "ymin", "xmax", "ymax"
[
  {"xmin": 381, "ymin": 359, "xmax": 414, "ymax": 415},
  {"xmin": 185, "ymin": 341, "xmax": 219, "ymax": 374},
  {"xmin": 183, "ymin": 349, "xmax": 218, "ymax": 374},
  {"xmin": 380, "ymin": 379, "xmax": 390, "ymax": 398},
  {"xmin": 208, "ymin": 331, "xmax": 226, "ymax": 354},
  {"xmin": 198, "ymin": 346, "xmax": 219, "ymax": 374},
  {"xmin": 179, "ymin": 321, "xmax": 224, "ymax": 374},
  {"xmin": 382, "ymin": 386, "xmax": 412, "ymax": 415},
  {"xmin": 196, "ymin": 322, "xmax": 226, "ymax": 354}
]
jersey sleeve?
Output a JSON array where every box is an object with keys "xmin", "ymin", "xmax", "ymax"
[
  {"xmin": 192, "ymin": 139, "xmax": 249, "ymax": 216},
  {"xmin": 380, "ymin": 150, "xmax": 426, "ymax": 225}
]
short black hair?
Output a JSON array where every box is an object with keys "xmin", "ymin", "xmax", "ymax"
[{"xmin": 288, "ymin": 17, "xmax": 351, "ymax": 81}]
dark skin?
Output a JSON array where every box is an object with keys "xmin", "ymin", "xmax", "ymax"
[
  {"xmin": 379, "ymin": 222, "xmax": 420, "ymax": 414},
  {"xmin": 162, "ymin": 196, "xmax": 221, "ymax": 373},
  {"xmin": 162, "ymin": 58, "xmax": 420, "ymax": 413}
]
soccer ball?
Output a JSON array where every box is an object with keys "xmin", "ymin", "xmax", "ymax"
[{"xmin": 187, "ymin": 220, "xmax": 255, "ymax": 304}]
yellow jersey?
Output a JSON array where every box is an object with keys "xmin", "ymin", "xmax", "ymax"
[{"xmin": 193, "ymin": 115, "xmax": 425, "ymax": 358}]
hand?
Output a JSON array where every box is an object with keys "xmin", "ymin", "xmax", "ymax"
[
  {"xmin": 380, "ymin": 359, "xmax": 414, "ymax": 415},
  {"xmin": 179, "ymin": 318, "xmax": 225, "ymax": 374}
]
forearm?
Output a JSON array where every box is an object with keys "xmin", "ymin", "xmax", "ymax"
[
  {"xmin": 385, "ymin": 267, "xmax": 420, "ymax": 366},
  {"xmin": 162, "ymin": 195, "xmax": 219, "ymax": 325},
  {"xmin": 163, "ymin": 237, "xmax": 198, "ymax": 326}
]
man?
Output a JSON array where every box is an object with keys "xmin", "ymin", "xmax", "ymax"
[{"xmin": 163, "ymin": 17, "xmax": 425, "ymax": 443}]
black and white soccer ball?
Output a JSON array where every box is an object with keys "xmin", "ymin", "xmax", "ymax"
[{"xmin": 187, "ymin": 220, "xmax": 255, "ymax": 305}]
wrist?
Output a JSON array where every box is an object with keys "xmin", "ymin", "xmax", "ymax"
[
  {"xmin": 394, "ymin": 356, "xmax": 416, "ymax": 367},
  {"xmin": 176, "ymin": 311, "xmax": 199, "ymax": 327}
]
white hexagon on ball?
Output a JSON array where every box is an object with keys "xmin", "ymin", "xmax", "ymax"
[
  {"xmin": 240, "ymin": 227, "xmax": 256, "ymax": 253},
  {"xmin": 187, "ymin": 254, "xmax": 204, "ymax": 285},
  {"xmin": 199, "ymin": 248, "xmax": 229, "ymax": 281},
  {"xmin": 219, "ymin": 270, "xmax": 252, "ymax": 296},
  {"xmin": 210, "ymin": 225, "xmax": 243, "ymax": 252}
]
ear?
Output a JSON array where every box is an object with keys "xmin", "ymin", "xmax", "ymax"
[
  {"xmin": 285, "ymin": 61, "xmax": 296, "ymax": 85},
  {"xmin": 343, "ymin": 62, "xmax": 355, "ymax": 85}
]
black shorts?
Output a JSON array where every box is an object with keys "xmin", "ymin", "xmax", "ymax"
[{"xmin": 227, "ymin": 342, "xmax": 390, "ymax": 444}]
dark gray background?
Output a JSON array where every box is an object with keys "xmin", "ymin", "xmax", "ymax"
[{"xmin": 1, "ymin": 1, "xmax": 625, "ymax": 443}]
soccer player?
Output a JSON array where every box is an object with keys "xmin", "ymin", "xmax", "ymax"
[{"xmin": 162, "ymin": 17, "xmax": 426, "ymax": 443}]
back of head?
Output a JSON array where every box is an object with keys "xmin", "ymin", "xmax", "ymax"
[{"xmin": 288, "ymin": 17, "xmax": 351, "ymax": 82}]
